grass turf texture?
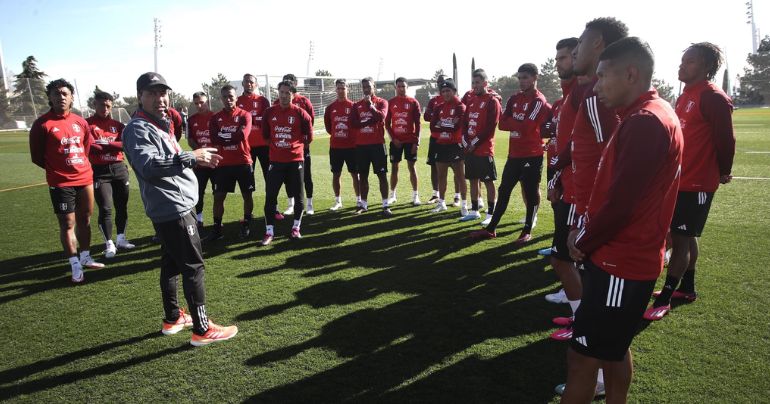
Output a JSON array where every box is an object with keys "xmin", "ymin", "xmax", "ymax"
[{"xmin": 1, "ymin": 108, "xmax": 768, "ymax": 403}]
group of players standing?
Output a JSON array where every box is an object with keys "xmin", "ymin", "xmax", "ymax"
[{"xmin": 29, "ymin": 15, "xmax": 735, "ymax": 401}]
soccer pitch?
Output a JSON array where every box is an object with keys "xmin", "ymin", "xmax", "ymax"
[{"xmin": 1, "ymin": 109, "xmax": 768, "ymax": 402}]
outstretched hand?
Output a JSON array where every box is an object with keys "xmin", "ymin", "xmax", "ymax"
[{"xmin": 193, "ymin": 147, "xmax": 222, "ymax": 168}]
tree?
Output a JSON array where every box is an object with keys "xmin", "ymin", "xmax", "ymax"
[
  {"xmin": 538, "ymin": 58, "xmax": 561, "ymax": 103},
  {"xmin": 315, "ymin": 69, "xmax": 332, "ymax": 77},
  {"xmin": 490, "ymin": 75, "xmax": 519, "ymax": 102},
  {"xmin": 0, "ymin": 85, "xmax": 12, "ymax": 128},
  {"xmin": 201, "ymin": 73, "xmax": 230, "ymax": 111},
  {"xmin": 652, "ymin": 77, "xmax": 675, "ymax": 105},
  {"xmin": 122, "ymin": 96, "xmax": 139, "ymax": 115},
  {"xmin": 739, "ymin": 35, "xmax": 770, "ymax": 105},
  {"xmin": 12, "ymin": 56, "xmax": 48, "ymax": 117},
  {"xmin": 170, "ymin": 92, "xmax": 191, "ymax": 112}
]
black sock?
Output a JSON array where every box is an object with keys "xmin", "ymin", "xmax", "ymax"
[
  {"xmin": 244, "ymin": 214, "xmax": 253, "ymax": 223},
  {"xmin": 471, "ymin": 200, "xmax": 479, "ymax": 211},
  {"xmin": 487, "ymin": 200, "xmax": 495, "ymax": 215},
  {"xmin": 213, "ymin": 217, "xmax": 223, "ymax": 231},
  {"xmin": 678, "ymin": 269, "xmax": 695, "ymax": 293},
  {"xmin": 654, "ymin": 275, "xmax": 680, "ymax": 307}
]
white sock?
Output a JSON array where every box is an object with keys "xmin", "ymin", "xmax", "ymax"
[
  {"xmin": 413, "ymin": 190, "xmax": 418, "ymax": 197},
  {"xmin": 287, "ymin": 197, "xmax": 294, "ymax": 208},
  {"xmin": 266, "ymin": 225, "xmax": 274, "ymax": 236},
  {"xmin": 382, "ymin": 199, "xmax": 388, "ymax": 208},
  {"xmin": 390, "ymin": 190, "xmax": 396, "ymax": 199},
  {"xmin": 568, "ymin": 299, "xmax": 581, "ymax": 316},
  {"xmin": 293, "ymin": 219, "xmax": 302, "ymax": 228},
  {"xmin": 454, "ymin": 193, "xmax": 461, "ymax": 200},
  {"xmin": 69, "ymin": 256, "xmax": 80, "ymax": 266},
  {"xmin": 307, "ymin": 197, "xmax": 313, "ymax": 206},
  {"xmin": 79, "ymin": 250, "xmax": 90, "ymax": 260},
  {"xmin": 117, "ymin": 233, "xmax": 126, "ymax": 240},
  {"xmin": 461, "ymin": 200, "xmax": 467, "ymax": 207},
  {"xmin": 197, "ymin": 212, "xmax": 203, "ymax": 222},
  {"xmin": 335, "ymin": 196, "xmax": 341, "ymax": 203},
  {"xmin": 362, "ymin": 200, "xmax": 368, "ymax": 208},
  {"xmin": 357, "ymin": 195, "xmax": 362, "ymax": 202},
  {"xmin": 597, "ymin": 368, "xmax": 604, "ymax": 384},
  {"xmin": 433, "ymin": 190, "xmax": 439, "ymax": 197}
]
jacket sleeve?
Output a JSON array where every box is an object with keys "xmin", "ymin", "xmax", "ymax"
[
  {"xmin": 384, "ymin": 102, "xmax": 394, "ymax": 138},
  {"xmin": 301, "ymin": 109, "xmax": 313, "ymax": 144},
  {"xmin": 262, "ymin": 109, "xmax": 272, "ymax": 140},
  {"xmin": 701, "ymin": 91, "xmax": 735, "ymax": 176},
  {"xmin": 29, "ymin": 119, "xmax": 46, "ymax": 169},
  {"xmin": 209, "ymin": 114, "xmax": 222, "ymax": 145},
  {"xmin": 371, "ymin": 99, "xmax": 387, "ymax": 123},
  {"xmin": 423, "ymin": 98, "xmax": 435, "ymax": 123},
  {"xmin": 123, "ymin": 122, "xmax": 196, "ymax": 180},
  {"xmin": 472, "ymin": 98, "xmax": 500, "ymax": 145},
  {"xmin": 498, "ymin": 96, "xmax": 516, "ymax": 131},
  {"xmin": 350, "ymin": 104, "xmax": 363, "ymax": 129},
  {"xmin": 324, "ymin": 105, "xmax": 333, "ymax": 134},
  {"xmin": 412, "ymin": 99, "xmax": 422, "ymax": 142}
]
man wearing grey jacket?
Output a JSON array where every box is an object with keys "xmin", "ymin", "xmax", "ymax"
[{"xmin": 122, "ymin": 72, "xmax": 237, "ymax": 347}]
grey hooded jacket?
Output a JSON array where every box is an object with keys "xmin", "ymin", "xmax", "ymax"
[{"xmin": 122, "ymin": 109, "xmax": 199, "ymax": 224}]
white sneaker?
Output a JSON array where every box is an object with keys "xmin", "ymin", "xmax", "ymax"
[
  {"xmin": 71, "ymin": 263, "xmax": 84, "ymax": 283},
  {"xmin": 480, "ymin": 214, "xmax": 492, "ymax": 226},
  {"xmin": 283, "ymin": 206, "xmax": 295, "ymax": 215},
  {"xmin": 412, "ymin": 195, "xmax": 421, "ymax": 206},
  {"xmin": 517, "ymin": 217, "xmax": 526, "ymax": 224},
  {"xmin": 80, "ymin": 255, "xmax": 105, "ymax": 269},
  {"xmin": 306, "ymin": 202, "xmax": 314, "ymax": 215},
  {"xmin": 545, "ymin": 288, "xmax": 569, "ymax": 304},
  {"xmin": 460, "ymin": 205, "xmax": 469, "ymax": 217},
  {"xmin": 105, "ymin": 240, "xmax": 117, "ymax": 259},
  {"xmin": 459, "ymin": 211, "xmax": 481, "ymax": 222},
  {"xmin": 388, "ymin": 196, "xmax": 397, "ymax": 205},
  {"xmin": 478, "ymin": 200, "xmax": 485, "ymax": 210},
  {"xmin": 431, "ymin": 202, "xmax": 447, "ymax": 213},
  {"xmin": 116, "ymin": 236, "xmax": 135, "ymax": 250},
  {"xmin": 453, "ymin": 196, "xmax": 462, "ymax": 207},
  {"xmin": 330, "ymin": 201, "xmax": 343, "ymax": 211}
]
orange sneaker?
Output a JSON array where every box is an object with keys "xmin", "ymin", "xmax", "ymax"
[
  {"xmin": 190, "ymin": 321, "xmax": 238, "ymax": 347},
  {"xmin": 161, "ymin": 308, "xmax": 193, "ymax": 335}
]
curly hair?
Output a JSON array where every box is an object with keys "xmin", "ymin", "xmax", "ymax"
[
  {"xmin": 687, "ymin": 42, "xmax": 723, "ymax": 81},
  {"xmin": 585, "ymin": 17, "xmax": 629, "ymax": 47}
]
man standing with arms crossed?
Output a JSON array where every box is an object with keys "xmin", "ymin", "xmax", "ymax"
[
  {"xmin": 460, "ymin": 69, "xmax": 500, "ymax": 224},
  {"xmin": 385, "ymin": 77, "xmax": 422, "ymax": 206},
  {"xmin": 87, "ymin": 91, "xmax": 135, "ymax": 258},
  {"xmin": 261, "ymin": 81, "xmax": 313, "ymax": 245},
  {"xmin": 644, "ymin": 42, "xmax": 735, "ymax": 320},
  {"xmin": 30, "ymin": 78, "xmax": 104, "ymax": 283},
  {"xmin": 122, "ymin": 72, "xmax": 237, "ymax": 346},
  {"xmin": 187, "ymin": 92, "xmax": 215, "ymax": 230},
  {"xmin": 562, "ymin": 37, "xmax": 683, "ymax": 403},
  {"xmin": 351, "ymin": 77, "xmax": 392, "ymax": 217},
  {"xmin": 324, "ymin": 79, "xmax": 361, "ymax": 211},
  {"xmin": 429, "ymin": 79, "xmax": 467, "ymax": 214},
  {"xmin": 424, "ymin": 74, "xmax": 460, "ymax": 206},
  {"xmin": 207, "ymin": 85, "xmax": 253, "ymax": 241},
  {"xmin": 470, "ymin": 63, "xmax": 550, "ymax": 244}
]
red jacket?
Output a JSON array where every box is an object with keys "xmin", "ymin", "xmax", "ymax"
[
  {"xmin": 273, "ymin": 94, "xmax": 314, "ymax": 124},
  {"xmin": 463, "ymin": 91, "xmax": 501, "ymax": 157},
  {"xmin": 385, "ymin": 95, "xmax": 421, "ymax": 144},
  {"xmin": 576, "ymin": 90, "xmax": 683, "ymax": 281},
  {"xmin": 424, "ymin": 95, "xmax": 444, "ymax": 139},
  {"xmin": 187, "ymin": 111, "xmax": 214, "ymax": 149},
  {"xmin": 238, "ymin": 93, "xmax": 271, "ymax": 148},
  {"xmin": 676, "ymin": 81, "xmax": 735, "ymax": 192},
  {"xmin": 86, "ymin": 115, "xmax": 125, "ymax": 165},
  {"xmin": 571, "ymin": 77, "xmax": 620, "ymax": 222},
  {"xmin": 324, "ymin": 99, "xmax": 356, "ymax": 149},
  {"xmin": 169, "ymin": 107, "xmax": 184, "ymax": 141},
  {"xmin": 29, "ymin": 110, "xmax": 93, "ymax": 187},
  {"xmin": 499, "ymin": 88, "xmax": 551, "ymax": 158},
  {"xmin": 430, "ymin": 96, "xmax": 466, "ymax": 145},
  {"xmin": 263, "ymin": 103, "xmax": 313, "ymax": 162},
  {"xmin": 351, "ymin": 96, "xmax": 388, "ymax": 146},
  {"xmin": 544, "ymin": 98, "xmax": 562, "ymax": 163},
  {"xmin": 209, "ymin": 107, "xmax": 252, "ymax": 166}
]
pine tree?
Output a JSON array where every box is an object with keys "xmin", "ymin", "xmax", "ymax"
[{"xmin": 12, "ymin": 56, "xmax": 48, "ymax": 117}]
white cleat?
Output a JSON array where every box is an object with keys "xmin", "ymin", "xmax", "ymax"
[
  {"xmin": 306, "ymin": 202, "xmax": 315, "ymax": 215},
  {"xmin": 283, "ymin": 206, "xmax": 295, "ymax": 215},
  {"xmin": 330, "ymin": 201, "xmax": 343, "ymax": 211},
  {"xmin": 116, "ymin": 236, "xmax": 135, "ymax": 250},
  {"xmin": 104, "ymin": 240, "xmax": 117, "ymax": 259},
  {"xmin": 545, "ymin": 288, "xmax": 569, "ymax": 304},
  {"xmin": 460, "ymin": 205, "xmax": 469, "ymax": 217},
  {"xmin": 459, "ymin": 211, "xmax": 481, "ymax": 222},
  {"xmin": 431, "ymin": 202, "xmax": 447, "ymax": 213},
  {"xmin": 412, "ymin": 195, "xmax": 421, "ymax": 206},
  {"xmin": 71, "ymin": 264, "xmax": 84, "ymax": 283},
  {"xmin": 388, "ymin": 196, "xmax": 397, "ymax": 205}
]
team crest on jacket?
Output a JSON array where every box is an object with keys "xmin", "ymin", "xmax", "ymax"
[
  {"xmin": 71, "ymin": 124, "xmax": 81, "ymax": 133},
  {"xmin": 110, "ymin": 126, "xmax": 117, "ymax": 133},
  {"xmin": 288, "ymin": 116, "xmax": 295, "ymax": 124},
  {"xmin": 480, "ymin": 101, "xmax": 486, "ymax": 108},
  {"xmin": 404, "ymin": 103, "xmax": 409, "ymax": 109},
  {"xmin": 345, "ymin": 108, "xmax": 350, "ymax": 114},
  {"xmin": 685, "ymin": 100, "xmax": 695, "ymax": 113}
]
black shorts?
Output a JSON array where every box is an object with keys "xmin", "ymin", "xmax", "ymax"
[
  {"xmin": 49, "ymin": 185, "xmax": 89, "ymax": 214},
  {"xmin": 389, "ymin": 141, "xmax": 418, "ymax": 163},
  {"xmin": 435, "ymin": 143, "xmax": 464, "ymax": 164},
  {"xmin": 551, "ymin": 200, "xmax": 576, "ymax": 262},
  {"xmin": 330, "ymin": 148, "xmax": 357, "ymax": 173},
  {"xmin": 502, "ymin": 156, "xmax": 543, "ymax": 187},
  {"xmin": 570, "ymin": 261, "xmax": 656, "ymax": 361},
  {"xmin": 464, "ymin": 154, "xmax": 497, "ymax": 181},
  {"xmin": 670, "ymin": 191, "xmax": 714, "ymax": 237},
  {"xmin": 212, "ymin": 164, "xmax": 255, "ymax": 194},
  {"xmin": 426, "ymin": 136, "xmax": 438, "ymax": 165},
  {"xmin": 356, "ymin": 144, "xmax": 388, "ymax": 176}
]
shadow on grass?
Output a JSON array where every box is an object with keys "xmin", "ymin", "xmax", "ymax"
[{"xmin": 234, "ymin": 205, "xmax": 564, "ymax": 402}]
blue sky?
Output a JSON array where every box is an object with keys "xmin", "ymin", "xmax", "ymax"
[{"xmin": 1, "ymin": 0, "xmax": 767, "ymax": 108}]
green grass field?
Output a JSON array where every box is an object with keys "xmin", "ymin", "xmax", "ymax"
[{"xmin": 1, "ymin": 108, "xmax": 769, "ymax": 403}]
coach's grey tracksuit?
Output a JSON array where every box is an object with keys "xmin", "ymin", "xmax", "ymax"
[{"xmin": 122, "ymin": 109, "xmax": 208, "ymax": 335}]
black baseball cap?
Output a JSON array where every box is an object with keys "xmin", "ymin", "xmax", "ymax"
[
  {"xmin": 440, "ymin": 79, "xmax": 456, "ymax": 91},
  {"xmin": 136, "ymin": 72, "xmax": 171, "ymax": 93}
]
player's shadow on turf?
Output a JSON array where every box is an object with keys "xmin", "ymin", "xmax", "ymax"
[{"xmin": 241, "ymin": 238, "xmax": 565, "ymax": 402}]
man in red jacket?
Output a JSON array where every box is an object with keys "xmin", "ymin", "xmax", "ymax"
[
  {"xmin": 428, "ymin": 79, "xmax": 467, "ymax": 214},
  {"xmin": 562, "ymin": 37, "xmax": 683, "ymax": 403},
  {"xmin": 425, "ymin": 74, "xmax": 461, "ymax": 206},
  {"xmin": 261, "ymin": 81, "xmax": 313, "ymax": 245},
  {"xmin": 278, "ymin": 74, "xmax": 316, "ymax": 215},
  {"xmin": 87, "ymin": 91, "xmax": 135, "ymax": 258},
  {"xmin": 29, "ymin": 79, "xmax": 104, "ymax": 283},
  {"xmin": 187, "ymin": 91, "xmax": 215, "ymax": 229},
  {"xmin": 325, "ymin": 79, "xmax": 361, "ymax": 211},
  {"xmin": 644, "ymin": 42, "xmax": 735, "ymax": 320},
  {"xmin": 470, "ymin": 63, "xmax": 550, "ymax": 244},
  {"xmin": 351, "ymin": 77, "xmax": 392, "ymax": 216},
  {"xmin": 206, "ymin": 85, "xmax": 253, "ymax": 241},
  {"xmin": 385, "ymin": 77, "xmax": 422, "ymax": 206}
]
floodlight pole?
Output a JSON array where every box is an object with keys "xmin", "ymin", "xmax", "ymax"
[{"xmin": 154, "ymin": 18, "xmax": 161, "ymax": 72}]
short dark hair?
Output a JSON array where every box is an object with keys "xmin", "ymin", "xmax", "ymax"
[
  {"xmin": 556, "ymin": 37, "xmax": 579, "ymax": 51},
  {"xmin": 335, "ymin": 78, "xmax": 347, "ymax": 86},
  {"xmin": 192, "ymin": 91, "xmax": 208, "ymax": 100},
  {"xmin": 687, "ymin": 42, "xmax": 724, "ymax": 81},
  {"xmin": 472, "ymin": 69, "xmax": 487, "ymax": 81},
  {"xmin": 243, "ymin": 73, "xmax": 257, "ymax": 81},
  {"xmin": 517, "ymin": 63, "xmax": 538, "ymax": 76},
  {"xmin": 396, "ymin": 77, "xmax": 408, "ymax": 85},
  {"xmin": 361, "ymin": 77, "xmax": 374, "ymax": 86},
  {"xmin": 585, "ymin": 17, "xmax": 629, "ymax": 47},
  {"xmin": 220, "ymin": 84, "xmax": 236, "ymax": 94},
  {"xmin": 94, "ymin": 91, "xmax": 114, "ymax": 102},
  {"xmin": 599, "ymin": 36, "xmax": 654, "ymax": 83},
  {"xmin": 282, "ymin": 74, "xmax": 297, "ymax": 85},
  {"xmin": 46, "ymin": 78, "xmax": 75, "ymax": 96},
  {"xmin": 277, "ymin": 80, "xmax": 296, "ymax": 93}
]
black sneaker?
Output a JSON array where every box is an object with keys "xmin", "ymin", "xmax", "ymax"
[
  {"xmin": 239, "ymin": 220, "xmax": 251, "ymax": 239},
  {"xmin": 383, "ymin": 208, "xmax": 393, "ymax": 217},
  {"xmin": 355, "ymin": 206, "xmax": 368, "ymax": 215},
  {"xmin": 203, "ymin": 226, "xmax": 223, "ymax": 243}
]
